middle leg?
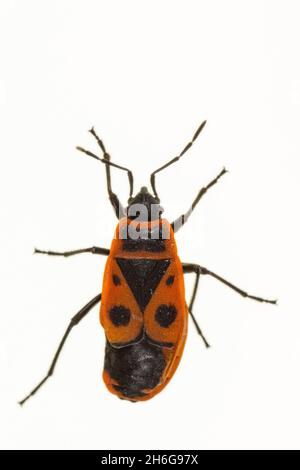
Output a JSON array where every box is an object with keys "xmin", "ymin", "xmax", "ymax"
[
  {"xmin": 182, "ymin": 263, "xmax": 210, "ymax": 348},
  {"xmin": 183, "ymin": 263, "xmax": 277, "ymax": 304},
  {"xmin": 34, "ymin": 246, "xmax": 110, "ymax": 258}
]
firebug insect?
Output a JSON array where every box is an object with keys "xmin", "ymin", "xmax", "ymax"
[{"xmin": 19, "ymin": 121, "xmax": 276, "ymax": 404}]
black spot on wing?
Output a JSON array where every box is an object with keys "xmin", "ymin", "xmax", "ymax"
[
  {"xmin": 166, "ymin": 275, "xmax": 175, "ymax": 286},
  {"xmin": 155, "ymin": 304, "xmax": 177, "ymax": 328},
  {"xmin": 112, "ymin": 274, "xmax": 121, "ymax": 286},
  {"xmin": 109, "ymin": 305, "xmax": 131, "ymax": 326}
]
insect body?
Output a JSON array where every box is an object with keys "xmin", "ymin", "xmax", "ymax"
[
  {"xmin": 102, "ymin": 217, "xmax": 187, "ymax": 401},
  {"xmin": 19, "ymin": 122, "xmax": 276, "ymax": 405}
]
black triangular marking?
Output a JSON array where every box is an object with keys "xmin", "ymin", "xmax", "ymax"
[
  {"xmin": 116, "ymin": 258, "xmax": 171, "ymax": 312},
  {"xmin": 128, "ymin": 259, "xmax": 153, "ymax": 282}
]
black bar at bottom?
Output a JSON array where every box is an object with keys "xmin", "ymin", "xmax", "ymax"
[{"xmin": 1, "ymin": 450, "xmax": 202, "ymax": 463}]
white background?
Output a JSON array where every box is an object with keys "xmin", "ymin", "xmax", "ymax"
[{"xmin": 0, "ymin": 0, "xmax": 299, "ymax": 450}]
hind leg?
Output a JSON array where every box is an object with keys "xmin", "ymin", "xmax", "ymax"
[{"xmin": 19, "ymin": 293, "xmax": 102, "ymax": 405}]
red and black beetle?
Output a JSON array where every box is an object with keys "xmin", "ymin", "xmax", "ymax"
[{"xmin": 19, "ymin": 121, "xmax": 276, "ymax": 404}]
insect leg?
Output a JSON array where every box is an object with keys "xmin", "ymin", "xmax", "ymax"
[
  {"xmin": 182, "ymin": 263, "xmax": 210, "ymax": 348},
  {"xmin": 183, "ymin": 263, "xmax": 277, "ymax": 304},
  {"xmin": 34, "ymin": 246, "xmax": 110, "ymax": 258},
  {"xmin": 89, "ymin": 127, "xmax": 131, "ymax": 216},
  {"xmin": 150, "ymin": 121, "xmax": 207, "ymax": 199},
  {"xmin": 172, "ymin": 167, "xmax": 227, "ymax": 232},
  {"xmin": 18, "ymin": 293, "xmax": 102, "ymax": 406},
  {"xmin": 76, "ymin": 143, "xmax": 127, "ymax": 218},
  {"xmin": 77, "ymin": 127, "xmax": 134, "ymax": 217}
]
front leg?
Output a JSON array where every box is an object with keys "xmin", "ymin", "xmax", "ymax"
[
  {"xmin": 172, "ymin": 168, "xmax": 227, "ymax": 233},
  {"xmin": 34, "ymin": 246, "xmax": 110, "ymax": 258}
]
